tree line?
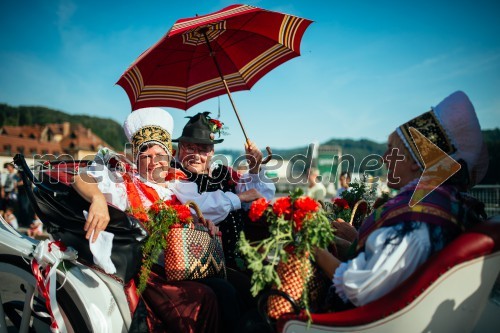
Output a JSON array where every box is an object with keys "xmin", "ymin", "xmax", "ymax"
[
  {"xmin": 0, "ymin": 104, "xmax": 127, "ymax": 151},
  {"xmin": 1, "ymin": 103, "xmax": 498, "ymax": 184}
]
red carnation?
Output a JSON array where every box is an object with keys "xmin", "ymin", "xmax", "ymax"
[
  {"xmin": 249, "ymin": 198, "xmax": 268, "ymax": 222},
  {"xmin": 272, "ymin": 197, "xmax": 292, "ymax": 217},
  {"xmin": 172, "ymin": 205, "xmax": 193, "ymax": 224},
  {"xmin": 210, "ymin": 119, "xmax": 223, "ymax": 129},
  {"xmin": 284, "ymin": 244, "xmax": 296, "ymax": 254},
  {"xmin": 150, "ymin": 202, "xmax": 164, "ymax": 214},
  {"xmin": 294, "ymin": 196, "xmax": 320, "ymax": 213},
  {"xmin": 292, "ymin": 210, "xmax": 306, "ymax": 231},
  {"xmin": 333, "ymin": 198, "xmax": 349, "ymax": 210}
]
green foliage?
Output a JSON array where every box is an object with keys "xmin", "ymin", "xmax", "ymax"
[
  {"xmin": 133, "ymin": 203, "xmax": 187, "ymax": 294},
  {"xmin": 0, "ymin": 103, "xmax": 127, "ymax": 151},
  {"xmin": 238, "ymin": 188, "xmax": 334, "ymax": 320},
  {"xmin": 341, "ymin": 176, "xmax": 378, "ymax": 208}
]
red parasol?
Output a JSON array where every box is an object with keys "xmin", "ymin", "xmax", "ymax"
[{"xmin": 117, "ymin": 4, "xmax": 312, "ymax": 159}]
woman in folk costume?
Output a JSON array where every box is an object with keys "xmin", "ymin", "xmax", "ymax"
[
  {"xmin": 315, "ymin": 91, "xmax": 488, "ymax": 309},
  {"xmin": 71, "ymin": 107, "xmax": 242, "ymax": 333},
  {"xmin": 170, "ymin": 112, "xmax": 276, "ymax": 271}
]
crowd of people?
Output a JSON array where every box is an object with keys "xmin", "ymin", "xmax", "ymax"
[
  {"xmin": 0, "ymin": 162, "xmax": 43, "ymax": 237},
  {"xmin": 0, "ymin": 91, "xmax": 489, "ymax": 332}
]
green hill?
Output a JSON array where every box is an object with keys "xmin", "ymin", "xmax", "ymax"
[
  {"xmin": 1, "ymin": 103, "xmax": 498, "ymax": 184},
  {"xmin": 0, "ymin": 104, "xmax": 127, "ymax": 151}
]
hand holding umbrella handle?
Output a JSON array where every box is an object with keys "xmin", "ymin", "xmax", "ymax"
[{"xmin": 262, "ymin": 146, "xmax": 273, "ymax": 164}]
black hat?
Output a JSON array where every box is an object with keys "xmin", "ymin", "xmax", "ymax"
[{"xmin": 173, "ymin": 112, "xmax": 224, "ymax": 144}]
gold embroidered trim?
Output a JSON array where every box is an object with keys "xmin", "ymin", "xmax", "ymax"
[
  {"xmin": 132, "ymin": 125, "xmax": 172, "ymax": 154},
  {"xmin": 398, "ymin": 110, "xmax": 456, "ymax": 167}
]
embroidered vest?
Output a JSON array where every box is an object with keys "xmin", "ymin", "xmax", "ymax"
[{"xmin": 357, "ymin": 183, "xmax": 462, "ymax": 252}]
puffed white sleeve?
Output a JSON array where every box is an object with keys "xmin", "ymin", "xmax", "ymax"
[
  {"xmin": 84, "ymin": 163, "xmax": 128, "ymax": 212},
  {"xmin": 333, "ymin": 222, "xmax": 431, "ymax": 306},
  {"xmin": 169, "ymin": 180, "xmax": 241, "ymax": 224},
  {"xmin": 236, "ymin": 167, "xmax": 276, "ymax": 209}
]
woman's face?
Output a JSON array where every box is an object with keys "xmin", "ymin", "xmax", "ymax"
[
  {"xmin": 383, "ymin": 132, "xmax": 421, "ymax": 190},
  {"xmin": 177, "ymin": 142, "xmax": 214, "ymax": 175},
  {"xmin": 137, "ymin": 144, "xmax": 171, "ymax": 183}
]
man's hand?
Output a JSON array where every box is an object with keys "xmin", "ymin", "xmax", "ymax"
[
  {"xmin": 205, "ymin": 219, "xmax": 219, "ymax": 237},
  {"xmin": 237, "ymin": 188, "xmax": 263, "ymax": 203},
  {"xmin": 245, "ymin": 140, "xmax": 263, "ymax": 174}
]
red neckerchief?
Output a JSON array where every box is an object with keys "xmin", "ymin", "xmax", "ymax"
[
  {"xmin": 122, "ymin": 172, "xmax": 160, "ymax": 211},
  {"xmin": 122, "ymin": 172, "xmax": 182, "ymax": 212}
]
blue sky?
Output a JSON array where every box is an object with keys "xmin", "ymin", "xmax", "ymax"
[{"xmin": 1, "ymin": 0, "xmax": 499, "ymax": 150}]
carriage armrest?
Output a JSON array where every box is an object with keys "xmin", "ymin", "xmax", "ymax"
[{"xmin": 277, "ymin": 217, "xmax": 500, "ymax": 330}]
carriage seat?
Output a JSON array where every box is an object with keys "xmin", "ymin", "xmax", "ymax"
[
  {"xmin": 14, "ymin": 155, "xmax": 148, "ymax": 284},
  {"xmin": 277, "ymin": 216, "xmax": 500, "ymax": 333}
]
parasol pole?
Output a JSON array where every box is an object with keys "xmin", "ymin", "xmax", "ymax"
[
  {"xmin": 201, "ymin": 28, "xmax": 272, "ymax": 163},
  {"xmin": 201, "ymin": 28, "xmax": 249, "ymax": 142}
]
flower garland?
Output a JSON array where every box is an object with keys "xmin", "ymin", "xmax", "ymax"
[
  {"xmin": 131, "ymin": 200, "xmax": 193, "ymax": 293},
  {"xmin": 238, "ymin": 188, "xmax": 334, "ymax": 319}
]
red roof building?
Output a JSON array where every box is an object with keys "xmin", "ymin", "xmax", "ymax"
[{"xmin": 0, "ymin": 122, "xmax": 112, "ymax": 160}]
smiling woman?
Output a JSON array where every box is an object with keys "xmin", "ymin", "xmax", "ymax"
[
  {"xmin": 137, "ymin": 144, "xmax": 172, "ymax": 182},
  {"xmin": 69, "ymin": 107, "xmax": 259, "ymax": 332}
]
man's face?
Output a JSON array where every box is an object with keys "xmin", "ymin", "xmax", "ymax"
[
  {"xmin": 137, "ymin": 144, "xmax": 171, "ymax": 183},
  {"xmin": 177, "ymin": 142, "xmax": 214, "ymax": 175}
]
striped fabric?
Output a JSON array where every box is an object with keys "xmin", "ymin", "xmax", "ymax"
[
  {"xmin": 357, "ymin": 183, "xmax": 462, "ymax": 252},
  {"xmin": 117, "ymin": 4, "xmax": 312, "ymax": 111}
]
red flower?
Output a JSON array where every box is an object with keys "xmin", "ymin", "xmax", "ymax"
[
  {"xmin": 150, "ymin": 202, "xmax": 164, "ymax": 214},
  {"xmin": 333, "ymin": 198, "xmax": 349, "ymax": 210},
  {"xmin": 272, "ymin": 197, "xmax": 292, "ymax": 217},
  {"xmin": 134, "ymin": 211, "xmax": 149, "ymax": 223},
  {"xmin": 292, "ymin": 210, "xmax": 306, "ymax": 231},
  {"xmin": 284, "ymin": 244, "xmax": 296, "ymax": 254},
  {"xmin": 294, "ymin": 196, "xmax": 320, "ymax": 213},
  {"xmin": 210, "ymin": 119, "xmax": 223, "ymax": 129},
  {"xmin": 164, "ymin": 195, "xmax": 181, "ymax": 206},
  {"xmin": 172, "ymin": 205, "xmax": 193, "ymax": 224},
  {"xmin": 249, "ymin": 198, "xmax": 268, "ymax": 222}
]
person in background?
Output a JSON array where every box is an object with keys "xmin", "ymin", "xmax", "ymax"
[
  {"xmin": 315, "ymin": 91, "xmax": 488, "ymax": 310},
  {"xmin": 3, "ymin": 205, "xmax": 18, "ymax": 230},
  {"xmin": 27, "ymin": 213, "xmax": 43, "ymax": 238},
  {"xmin": 2, "ymin": 163, "xmax": 19, "ymax": 218},
  {"xmin": 336, "ymin": 171, "xmax": 351, "ymax": 198},
  {"xmin": 306, "ymin": 167, "xmax": 327, "ymax": 201}
]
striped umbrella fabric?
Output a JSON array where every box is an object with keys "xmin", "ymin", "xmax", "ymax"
[{"xmin": 117, "ymin": 4, "xmax": 312, "ymax": 111}]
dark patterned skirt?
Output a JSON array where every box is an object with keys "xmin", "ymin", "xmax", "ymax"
[{"xmin": 141, "ymin": 264, "xmax": 219, "ymax": 333}]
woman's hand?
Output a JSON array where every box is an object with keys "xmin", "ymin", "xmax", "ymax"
[
  {"xmin": 71, "ymin": 173, "xmax": 111, "ymax": 242},
  {"xmin": 205, "ymin": 219, "xmax": 219, "ymax": 237},
  {"xmin": 85, "ymin": 194, "xmax": 110, "ymax": 242},
  {"xmin": 245, "ymin": 140, "xmax": 263, "ymax": 174},
  {"xmin": 314, "ymin": 246, "xmax": 341, "ymax": 279}
]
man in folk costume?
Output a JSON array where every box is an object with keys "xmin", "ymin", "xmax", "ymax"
[
  {"xmin": 315, "ymin": 91, "xmax": 488, "ymax": 309},
  {"xmin": 171, "ymin": 112, "xmax": 276, "ymax": 271},
  {"xmin": 72, "ymin": 107, "xmax": 243, "ymax": 333}
]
